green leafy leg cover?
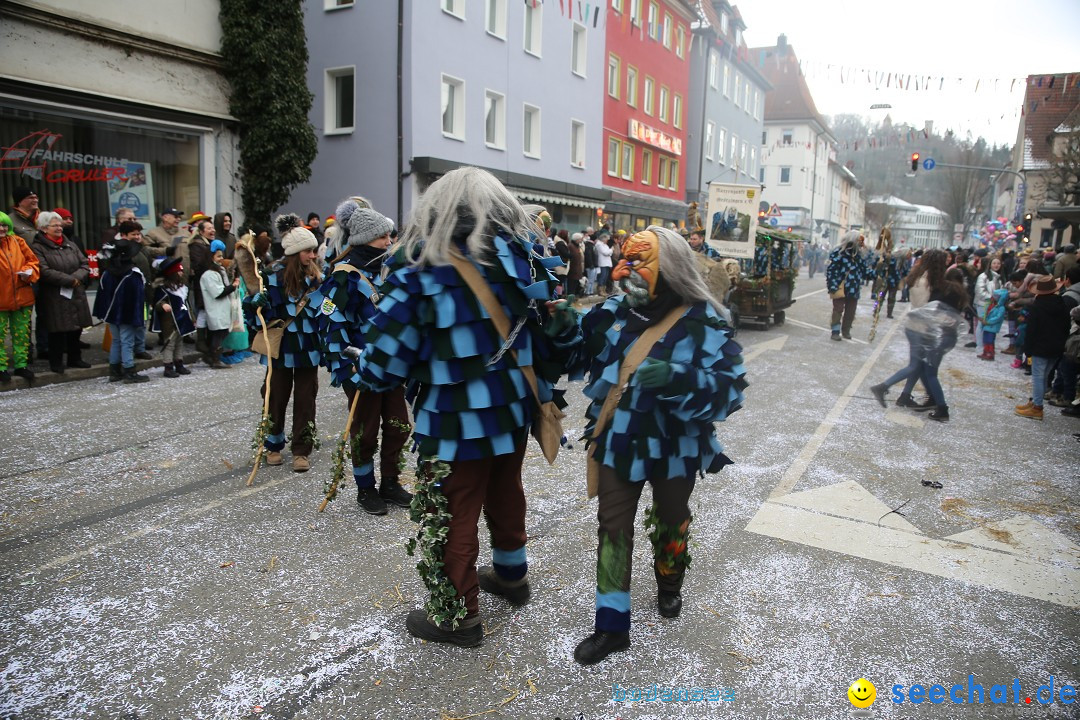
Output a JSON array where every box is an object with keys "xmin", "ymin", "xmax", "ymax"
[{"xmin": 597, "ymin": 531, "xmax": 631, "ymax": 595}]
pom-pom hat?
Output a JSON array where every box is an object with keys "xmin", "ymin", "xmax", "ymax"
[
  {"xmin": 345, "ymin": 208, "xmax": 394, "ymax": 247},
  {"xmin": 276, "ymin": 213, "xmax": 318, "ymax": 255}
]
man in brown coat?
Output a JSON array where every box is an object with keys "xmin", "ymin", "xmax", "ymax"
[{"xmin": 144, "ymin": 208, "xmax": 187, "ymax": 258}]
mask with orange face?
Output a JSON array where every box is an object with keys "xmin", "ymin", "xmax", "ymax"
[{"xmin": 611, "ymin": 230, "xmax": 660, "ymax": 306}]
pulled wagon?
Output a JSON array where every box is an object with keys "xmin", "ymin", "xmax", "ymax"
[{"xmin": 726, "ymin": 229, "xmax": 800, "ymax": 329}]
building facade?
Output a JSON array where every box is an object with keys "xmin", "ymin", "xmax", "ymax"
[
  {"xmin": 685, "ymin": 1, "xmax": 769, "ymax": 213},
  {"xmin": 600, "ymin": 0, "xmax": 696, "ymax": 231},
  {"xmin": 288, "ymin": 0, "xmax": 608, "ymax": 230},
  {"xmin": 0, "ymin": 0, "xmax": 241, "ymax": 248},
  {"xmin": 866, "ymin": 195, "xmax": 950, "ymax": 249}
]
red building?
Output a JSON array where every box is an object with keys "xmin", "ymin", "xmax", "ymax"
[{"xmin": 602, "ymin": 0, "xmax": 696, "ymax": 231}]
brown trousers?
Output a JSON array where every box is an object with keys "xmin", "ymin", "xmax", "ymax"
[
  {"xmin": 438, "ymin": 441, "xmax": 528, "ymax": 617},
  {"xmin": 831, "ymin": 296, "xmax": 859, "ymax": 336},
  {"xmin": 263, "ymin": 366, "xmax": 319, "ymax": 455},
  {"xmin": 342, "ymin": 384, "xmax": 411, "ymax": 486}
]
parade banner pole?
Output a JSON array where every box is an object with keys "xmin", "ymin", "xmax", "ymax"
[
  {"xmin": 247, "ymin": 256, "xmax": 274, "ymax": 487},
  {"xmin": 318, "ymin": 380, "xmax": 362, "ymax": 512}
]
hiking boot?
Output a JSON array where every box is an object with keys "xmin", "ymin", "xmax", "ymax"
[
  {"xmin": 830, "ymin": 331, "xmax": 841, "ymax": 341},
  {"xmin": 122, "ymin": 367, "xmax": 149, "ymax": 384},
  {"xmin": 1046, "ymin": 393, "xmax": 1069, "ymax": 408},
  {"xmin": 12, "ymin": 367, "xmax": 33, "ymax": 386},
  {"xmin": 292, "ymin": 455, "xmax": 310, "ymax": 473},
  {"xmin": 895, "ymin": 393, "xmax": 919, "ymax": 408},
  {"xmin": 163, "ymin": 364, "xmax": 180, "ymax": 378},
  {"xmin": 174, "ymin": 361, "xmax": 191, "ymax": 375},
  {"xmin": 1001, "ymin": 345, "xmax": 1016, "ymax": 355},
  {"xmin": 842, "ymin": 332, "xmax": 852, "ymax": 340},
  {"xmin": 1015, "ymin": 400, "xmax": 1033, "ymax": 412},
  {"xmin": 870, "ymin": 383, "xmax": 887, "ymax": 408},
  {"xmin": 379, "ymin": 478, "xmax": 413, "ymax": 508},
  {"xmin": 1015, "ymin": 404, "xmax": 1043, "ymax": 420},
  {"xmin": 1062, "ymin": 404, "xmax": 1080, "ymax": 417},
  {"xmin": 265, "ymin": 451, "xmax": 284, "ymax": 466},
  {"xmin": 406, "ymin": 609, "xmax": 483, "ymax": 647},
  {"xmin": 911, "ymin": 398, "xmax": 935, "ymax": 411},
  {"xmin": 134, "ymin": 351, "xmax": 153, "ymax": 360},
  {"xmin": 356, "ymin": 486, "xmax": 388, "ymax": 515},
  {"xmin": 108, "ymin": 363, "xmax": 123, "ymax": 382},
  {"xmin": 964, "ymin": 341, "xmax": 977, "ymax": 348},
  {"xmin": 657, "ymin": 590, "xmax": 683, "ymax": 618},
  {"xmin": 928, "ymin": 406, "xmax": 950, "ymax": 422},
  {"xmin": 477, "ymin": 565, "xmax": 531, "ymax": 606},
  {"xmin": 573, "ymin": 631, "xmax": 630, "ymax": 665}
]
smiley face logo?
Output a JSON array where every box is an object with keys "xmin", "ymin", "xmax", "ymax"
[{"xmin": 847, "ymin": 678, "xmax": 876, "ymax": 708}]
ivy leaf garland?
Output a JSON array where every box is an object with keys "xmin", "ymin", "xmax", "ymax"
[{"xmin": 405, "ymin": 458, "xmax": 466, "ymax": 629}]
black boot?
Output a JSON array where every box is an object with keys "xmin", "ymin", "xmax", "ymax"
[
  {"xmin": 356, "ymin": 486, "xmax": 388, "ymax": 515},
  {"xmin": 928, "ymin": 405, "xmax": 950, "ymax": 422},
  {"xmin": 12, "ymin": 367, "xmax": 34, "ymax": 386},
  {"xmin": 477, "ymin": 565, "xmax": 531, "ymax": 606},
  {"xmin": 911, "ymin": 398, "xmax": 935, "ymax": 412},
  {"xmin": 895, "ymin": 393, "xmax": 917, "ymax": 408},
  {"xmin": 573, "ymin": 631, "xmax": 630, "ymax": 665},
  {"xmin": 122, "ymin": 366, "xmax": 150, "ymax": 384},
  {"xmin": 379, "ymin": 477, "xmax": 413, "ymax": 508},
  {"xmin": 174, "ymin": 360, "xmax": 191, "ymax": 375},
  {"xmin": 195, "ymin": 328, "xmax": 210, "ymax": 361},
  {"xmin": 163, "ymin": 363, "xmax": 179, "ymax": 378},
  {"xmin": 657, "ymin": 590, "xmax": 683, "ymax": 618},
  {"xmin": 870, "ymin": 383, "xmax": 887, "ymax": 408},
  {"xmin": 405, "ymin": 609, "xmax": 483, "ymax": 647},
  {"xmin": 0, "ymin": 370, "xmax": 9, "ymax": 383},
  {"xmin": 108, "ymin": 363, "xmax": 123, "ymax": 382}
]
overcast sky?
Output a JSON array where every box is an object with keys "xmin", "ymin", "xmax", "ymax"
[{"xmin": 740, "ymin": 0, "xmax": 1080, "ymax": 147}]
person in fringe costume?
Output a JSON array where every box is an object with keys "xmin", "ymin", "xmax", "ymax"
[
  {"xmin": 310, "ymin": 202, "xmax": 412, "ymax": 515},
  {"xmin": 247, "ymin": 214, "xmax": 323, "ymax": 473},
  {"xmin": 826, "ymin": 231, "xmax": 873, "ymax": 340},
  {"xmin": 872, "ymin": 227, "xmax": 901, "ymax": 320},
  {"xmin": 351, "ymin": 167, "xmax": 564, "ymax": 647},
  {"xmin": 544, "ymin": 226, "xmax": 747, "ymax": 665}
]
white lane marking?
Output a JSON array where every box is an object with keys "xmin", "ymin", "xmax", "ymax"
[
  {"xmin": 793, "ymin": 288, "xmax": 827, "ymax": 301},
  {"xmin": 784, "ymin": 318, "xmax": 870, "ymax": 345},
  {"xmin": 885, "ymin": 409, "xmax": 925, "ymax": 428},
  {"xmin": 771, "ymin": 479, "xmax": 923, "ymax": 534},
  {"xmin": 944, "ymin": 515, "xmax": 1080, "ymax": 570},
  {"xmin": 27, "ymin": 474, "xmax": 294, "ymax": 575},
  {"xmin": 768, "ymin": 316, "xmax": 902, "ymax": 499},
  {"xmin": 745, "ymin": 501, "xmax": 1080, "ymax": 608},
  {"xmin": 742, "ymin": 335, "xmax": 789, "ymax": 363}
]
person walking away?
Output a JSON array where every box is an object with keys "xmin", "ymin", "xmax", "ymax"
[
  {"xmin": 1015, "ymin": 276, "xmax": 1070, "ymax": 420},
  {"xmin": 199, "ymin": 239, "xmax": 240, "ymax": 369},
  {"xmin": 0, "ymin": 212, "xmax": 39, "ymax": 384},
  {"xmin": 149, "ymin": 256, "xmax": 195, "ymax": 377},
  {"xmin": 826, "ymin": 231, "xmax": 872, "ymax": 340},
  {"xmin": 31, "ymin": 211, "xmax": 92, "ymax": 374},
  {"xmin": 93, "ymin": 221, "xmax": 150, "ymax": 383},
  {"xmin": 248, "ymin": 215, "xmax": 323, "ymax": 472},
  {"xmin": 311, "ymin": 203, "xmax": 412, "ymax": 515}
]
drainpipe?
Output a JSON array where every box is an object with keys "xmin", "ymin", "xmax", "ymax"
[
  {"xmin": 396, "ymin": 0, "xmax": 405, "ymax": 227},
  {"xmin": 695, "ymin": 33, "xmax": 711, "ymax": 205}
]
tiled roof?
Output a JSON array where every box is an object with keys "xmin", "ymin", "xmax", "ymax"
[
  {"xmin": 1020, "ymin": 74, "xmax": 1080, "ymax": 171},
  {"xmin": 750, "ymin": 41, "xmax": 830, "ymax": 133}
]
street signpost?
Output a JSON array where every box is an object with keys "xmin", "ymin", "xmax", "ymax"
[{"xmin": 922, "ymin": 158, "xmax": 936, "ymax": 171}]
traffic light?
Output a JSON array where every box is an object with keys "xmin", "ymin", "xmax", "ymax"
[
  {"xmin": 1021, "ymin": 212, "xmax": 1033, "ymax": 242},
  {"xmin": 910, "ymin": 152, "xmax": 920, "ymax": 172}
]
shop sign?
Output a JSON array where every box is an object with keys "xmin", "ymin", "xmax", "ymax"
[
  {"xmin": 1, "ymin": 129, "xmax": 131, "ymax": 184},
  {"xmin": 627, "ymin": 119, "xmax": 683, "ymax": 156}
]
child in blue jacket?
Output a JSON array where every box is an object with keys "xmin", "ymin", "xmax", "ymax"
[{"xmin": 979, "ymin": 287, "xmax": 1008, "ymax": 361}]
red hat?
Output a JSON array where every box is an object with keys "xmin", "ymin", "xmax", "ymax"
[{"xmin": 54, "ymin": 208, "xmax": 73, "ymax": 220}]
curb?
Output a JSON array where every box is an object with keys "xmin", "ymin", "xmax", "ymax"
[{"xmin": 0, "ymin": 351, "xmax": 209, "ymax": 392}]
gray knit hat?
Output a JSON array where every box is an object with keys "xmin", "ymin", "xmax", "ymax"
[{"xmin": 346, "ymin": 208, "xmax": 394, "ymax": 247}]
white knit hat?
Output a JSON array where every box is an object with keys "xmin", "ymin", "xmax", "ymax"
[
  {"xmin": 346, "ymin": 208, "xmax": 394, "ymax": 246},
  {"xmin": 276, "ymin": 213, "xmax": 317, "ymax": 255}
]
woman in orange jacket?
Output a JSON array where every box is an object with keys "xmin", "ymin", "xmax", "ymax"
[{"xmin": 0, "ymin": 211, "xmax": 40, "ymax": 384}]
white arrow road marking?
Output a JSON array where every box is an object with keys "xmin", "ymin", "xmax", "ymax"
[
  {"xmin": 742, "ymin": 335, "xmax": 789, "ymax": 363},
  {"xmin": 784, "ymin": 318, "xmax": 870, "ymax": 345},
  {"xmin": 771, "ymin": 479, "xmax": 922, "ymax": 533},
  {"xmin": 944, "ymin": 515, "xmax": 1080, "ymax": 569}
]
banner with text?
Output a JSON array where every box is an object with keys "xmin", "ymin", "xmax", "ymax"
[{"xmin": 705, "ymin": 183, "xmax": 758, "ymax": 259}]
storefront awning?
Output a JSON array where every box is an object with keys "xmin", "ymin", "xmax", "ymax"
[
  {"xmin": 603, "ymin": 189, "xmax": 688, "ymax": 220},
  {"xmin": 1037, "ymin": 206, "xmax": 1080, "ymax": 222},
  {"xmin": 506, "ymin": 186, "xmax": 603, "ymax": 210}
]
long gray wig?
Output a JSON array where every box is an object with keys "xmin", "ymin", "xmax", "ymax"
[
  {"xmin": 398, "ymin": 166, "xmax": 534, "ymax": 267},
  {"xmin": 649, "ymin": 225, "xmax": 728, "ymax": 317}
]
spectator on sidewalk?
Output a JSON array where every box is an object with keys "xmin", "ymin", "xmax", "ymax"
[
  {"xmin": 1015, "ymin": 277, "xmax": 1069, "ymax": 420},
  {"xmin": 199, "ymin": 239, "xmax": 240, "ymax": 369},
  {"xmin": 144, "ymin": 208, "xmax": 186, "ymax": 258},
  {"xmin": 99, "ymin": 207, "xmax": 135, "ymax": 250},
  {"xmin": 53, "ymin": 208, "xmax": 83, "ymax": 253},
  {"xmin": 9, "ymin": 186, "xmax": 39, "ymax": 242},
  {"xmin": 31, "ymin": 211, "xmax": 92, "ymax": 374},
  {"xmin": 567, "ymin": 232, "xmax": 585, "ymax": 299},
  {"xmin": 149, "ymin": 256, "xmax": 194, "ymax": 378},
  {"xmin": 595, "ymin": 230, "xmax": 613, "ymax": 295},
  {"xmin": 583, "ymin": 229, "xmax": 598, "ymax": 296},
  {"xmin": 974, "ymin": 256, "xmax": 1004, "ymax": 341},
  {"xmin": 94, "ymin": 221, "xmax": 150, "ymax": 383},
  {"xmin": 0, "ymin": 211, "xmax": 39, "ymax": 385},
  {"xmin": 1053, "ymin": 244, "xmax": 1077, "ymax": 280},
  {"xmin": 214, "ymin": 212, "xmax": 238, "ymax": 260}
]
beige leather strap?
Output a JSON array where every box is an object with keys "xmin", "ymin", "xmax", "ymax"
[{"xmin": 449, "ymin": 253, "xmax": 542, "ymax": 405}]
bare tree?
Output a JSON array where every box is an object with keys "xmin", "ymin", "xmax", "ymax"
[{"xmin": 1035, "ymin": 132, "xmax": 1080, "ymax": 243}]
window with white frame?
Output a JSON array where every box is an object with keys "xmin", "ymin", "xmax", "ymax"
[
  {"xmin": 484, "ymin": 90, "xmax": 506, "ymax": 148},
  {"xmin": 486, "ymin": 0, "xmax": 506, "ymax": 38},
  {"xmin": 730, "ymin": 134, "xmax": 737, "ymax": 168},
  {"xmin": 324, "ymin": 66, "xmax": 355, "ymax": 134},
  {"xmin": 782, "ymin": 128, "xmax": 793, "ymax": 145},
  {"xmin": 643, "ymin": 76, "xmax": 654, "ymax": 115},
  {"xmin": 780, "ymin": 166, "xmax": 791, "ymax": 184},
  {"xmin": 571, "ymin": 119, "xmax": 585, "ymax": 167},
  {"xmin": 442, "ymin": 0, "xmax": 465, "ymax": 19},
  {"xmin": 672, "ymin": 94, "xmax": 682, "ymax": 128},
  {"xmin": 641, "ymin": 149, "xmax": 652, "ymax": 184},
  {"xmin": 608, "ymin": 55, "xmax": 620, "ymax": 98},
  {"xmin": 612, "ymin": 0, "xmax": 623, "ymax": 10},
  {"xmin": 759, "ymin": 166, "xmax": 765, "ymax": 183},
  {"xmin": 739, "ymin": 140, "xmax": 747, "ymax": 173},
  {"xmin": 648, "ymin": 2, "xmax": 659, "ymax": 40},
  {"xmin": 630, "ymin": 0, "xmax": 642, "ymax": 25},
  {"xmin": 662, "ymin": 13, "xmax": 672, "ymax": 48},
  {"xmin": 324, "ymin": 0, "xmax": 353, "ymax": 10},
  {"xmin": 744, "ymin": 83, "xmax": 751, "ymax": 113},
  {"xmin": 705, "ymin": 121, "xmax": 715, "ymax": 160},
  {"xmin": 621, "ymin": 141, "xmax": 633, "ymax": 180},
  {"xmin": 749, "ymin": 146, "xmax": 756, "ymax": 175},
  {"xmin": 658, "ymin": 86, "xmax": 669, "ymax": 123},
  {"xmin": 753, "ymin": 89, "xmax": 760, "ymax": 119},
  {"xmin": 676, "ymin": 25, "xmax": 685, "ymax": 58},
  {"xmin": 708, "ymin": 52, "xmax": 718, "ymax": 89},
  {"xmin": 717, "ymin": 127, "xmax": 727, "ymax": 163},
  {"xmin": 571, "ymin": 22, "xmax": 587, "ymax": 76},
  {"xmin": 441, "ymin": 74, "xmax": 465, "ymax": 139},
  {"xmin": 720, "ymin": 10, "xmax": 728, "ymax": 34},
  {"xmin": 668, "ymin": 159, "xmax": 678, "ymax": 191},
  {"xmin": 761, "ymin": 130, "xmax": 766, "ymax": 145},
  {"xmin": 607, "ymin": 137, "xmax": 620, "ymax": 177},
  {"xmin": 658, "ymin": 156, "xmax": 669, "ymax": 189},
  {"xmin": 524, "ymin": 2, "xmax": 542, "ymax": 55},
  {"xmin": 722, "ymin": 62, "xmax": 730, "ymax": 97},
  {"xmin": 734, "ymin": 73, "xmax": 742, "ymax": 107},
  {"xmin": 523, "ymin": 104, "xmax": 540, "ymax": 158},
  {"xmin": 626, "ymin": 65, "xmax": 638, "ymax": 106}
]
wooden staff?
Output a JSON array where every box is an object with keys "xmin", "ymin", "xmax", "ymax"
[
  {"xmin": 317, "ymin": 380, "xmax": 363, "ymax": 512},
  {"xmin": 247, "ymin": 256, "xmax": 275, "ymax": 486}
]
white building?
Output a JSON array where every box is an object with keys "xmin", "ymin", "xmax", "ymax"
[
  {"xmin": 867, "ymin": 195, "xmax": 950, "ymax": 249},
  {"xmin": 1, "ymin": 0, "xmax": 241, "ymax": 246}
]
